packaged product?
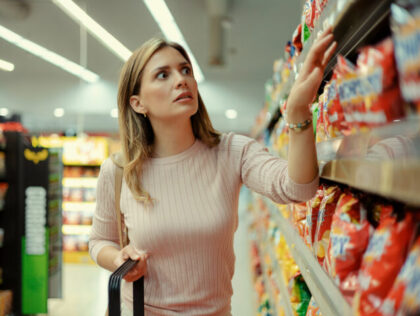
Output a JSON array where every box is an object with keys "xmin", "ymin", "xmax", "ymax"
[
  {"xmin": 0, "ymin": 290, "xmax": 13, "ymax": 316},
  {"xmin": 0, "ymin": 183, "xmax": 8, "ymax": 211},
  {"xmin": 293, "ymin": 24, "xmax": 303, "ymax": 54},
  {"xmin": 306, "ymin": 296, "xmax": 322, "ymax": 316},
  {"xmin": 289, "ymin": 274, "xmax": 312, "ymax": 316},
  {"xmin": 391, "ymin": 3, "xmax": 420, "ymax": 111},
  {"xmin": 324, "ymin": 192, "xmax": 371, "ymax": 301},
  {"xmin": 314, "ymin": 0, "xmax": 329, "ymax": 24},
  {"xmin": 293, "ymin": 202, "xmax": 308, "ymax": 239},
  {"xmin": 315, "ymin": 94, "xmax": 327, "ymax": 143},
  {"xmin": 354, "ymin": 213, "xmax": 415, "ymax": 315},
  {"xmin": 381, "ymin": 235, "xmax": 420, "ymax": 316},
  {"xmin": 356, "ymin": 38, "xmax": 405, "ymax": 127},
  {"xmin": 323, "ymin": 58, "xmax": 351, "ymax": 137},
  {"xmin": 301, "ymin": 0, "xmax": 316, "ymax": 44},
  {"xmin": 313, "ymin": 185, "xmax": 341, "ymax": 264},
  {"xmin": 304, "ymin": 186, "xmax": 324, "ymax": 249},
  {"xmin": 276, "ymin": 234, "xmax": 299, "ymax": 284}
]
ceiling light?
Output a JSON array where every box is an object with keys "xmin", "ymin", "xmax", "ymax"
[
  {"xmin": 143, "ymin": 0, "xmax": 205, "ymax": 83},
  {"xmin": 54, "ymin": 108, "xmax": 65, "ymax": 117},
  {"xmin": 52, "ymin": 0, "xmax": 131, "ymax": 61},
  {"xmin": 0, "ymin": 108, "xmax": 9, "ymax": 116},
  {"xmin": 0, "ymin": 58, "xmax": 14, "ymax": 71},
  {"xmin": 225, "ymin": 109, "xmax": 237, "ymax": 120},
  {"xmin": 110, "ymin": 108, "xmax": 118, "ymax": 118},
  {"xmin": 0, "ymin": 24, "xmax": 99, "ymax": 83}
]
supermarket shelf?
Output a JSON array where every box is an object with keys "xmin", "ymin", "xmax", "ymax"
[
  {"xmin": 62, "ymin": 224, "xmax": 91, "ymax": 236},
  {"xmin": 62, "ymin": 177, "xmax": 97, "ymax": 188},
  {"xmin": 260, "ymin": 0, "xmax": 392, "ymax": 136},
  {"xmin": 265, "ymin": 198, "xmax": 352, "ymax": 316},
  {"xmin": 62, "ymin": 201, "xmax": 96, "ymax": 212},
  {"xmin": 321, "ymin": 159, "xmax": 420, "ymax": 207}
]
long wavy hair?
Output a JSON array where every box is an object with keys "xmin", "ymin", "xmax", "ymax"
[{"xmin": 117, "ymin": 38, "xmax": 220, "ymax": 203}]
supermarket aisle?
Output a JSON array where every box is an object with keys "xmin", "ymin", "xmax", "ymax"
[{"xmin": 46, "ymin": 194, "xmax": 256, "ymax": 315}]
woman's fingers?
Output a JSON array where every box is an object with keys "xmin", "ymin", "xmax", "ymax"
[
  {"xmin": 322, "ymin": 41, "xmax": 338, "ymax": 67},
  {"xmin": 123, "ymin": 258, "xmax": 147, "ymax": 282}
]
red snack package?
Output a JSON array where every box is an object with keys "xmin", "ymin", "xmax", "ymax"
[
  {"xmin": 292, "ymin": 24, "xmax": 303, "ymax": 54},
  {"xmin": 381, "ymin": 235, "xmax": 420, "ymax": 316},
  {"xmin": 304, "ymin": 186, "xmax": 324, "ymax": 249},
  {"xmin": 324, "ymin": 57, "xmax": 354, "ymax": 137},
  {"xmin": 325, "ymin": 192, "xmax": 371, "ymax": 302},
  {"xmin": 354, "ymin": 213, "xmax": 415, "ymax": 315},
  {"xmin": 313, "ymin": 185, "xmax": 341, "ymax": 265},
  {"xmin": 356, "ymin": 38, "xmax": 405, "ymax": 127},
  {"xmin": 391, "ymin": 3, "xmax": 420, "ymax": 112}
]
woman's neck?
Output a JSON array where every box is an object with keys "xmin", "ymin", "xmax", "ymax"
[{"xmin": 151, "ymin": 118, "xmax": 196, "ymax": 158}]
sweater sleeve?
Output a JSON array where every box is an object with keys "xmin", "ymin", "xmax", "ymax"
[
  {"xmin": 224, "ymin": 133, "xmax": 318, "ymax": 204},
  {"xmin": 88, "ymin": 158, "xmax": 121, "ymax": 263}
]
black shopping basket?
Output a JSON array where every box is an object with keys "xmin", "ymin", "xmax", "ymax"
[{"xmin": 108, "ymin": 259, "xmax": 144, "ymax": 316}]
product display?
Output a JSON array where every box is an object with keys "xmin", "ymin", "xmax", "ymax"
[{"xmin": 249, "ymin": 0, "xmax": 420, "ymax": 314}]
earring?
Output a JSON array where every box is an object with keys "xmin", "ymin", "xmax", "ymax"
[{"xmin": 143, "ymin": 113, "xmax": 147, "ymax": 118}]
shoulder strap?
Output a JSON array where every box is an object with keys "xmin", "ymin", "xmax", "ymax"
[{"xmin": 111, "ymin": 152, "xmax": 128, "ymax": 249}]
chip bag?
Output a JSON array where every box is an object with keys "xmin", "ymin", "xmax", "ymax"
[
  {"xmin": 304, "ymin": 186, "xmax": 324, "ymax": 249},
  {"xmin": 381, "ymin": 235, "xmax": 420, "ymax": 316},
  {"xmin": 391, "ymin": 3, "xmax": 420, "ymax": 112},
  {"xmin": 313, "ymin": 185, "xmax": 341, "ymax": 265},
  {"xmin": 325, "ymin": 192, "xmax": 371, "ymax": 302},
  {"xmin": 289, "ymin": 274, "xmax": 312, "ymax": 316},
  {"xmin": 293, "ymin": 202, "xmax": 308, "ymax": 239},
  {"xmin": 306, "ymin": 296, "xmax": 322, "ymax": 316},
  {"xmin": 354, "ymin": 213, "xmax": 415, "ymax": 315}
]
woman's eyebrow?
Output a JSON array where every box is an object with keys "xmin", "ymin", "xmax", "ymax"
[{"xmin": 152, "ymin": 62, "xmax": 190, "ymax": 73}]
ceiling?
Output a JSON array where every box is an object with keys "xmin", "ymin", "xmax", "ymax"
[{"xmin": 0, "ymin": 0, "xmax": 302, "ymax": 135}]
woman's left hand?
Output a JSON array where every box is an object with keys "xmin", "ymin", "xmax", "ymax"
[{"xmin": 287, "ymin": 26, "xmax": 337, "ymax": 122}]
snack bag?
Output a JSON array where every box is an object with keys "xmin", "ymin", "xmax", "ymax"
[
  {"xmin": 293, "ymin": 24, "xmax": 303, "ymax": 54},
  {"xmin": 356, "ymin": 38, "xmax": 405, "ymax": 127},
  {"xmin": 391, "ymin": 3, "xmax": 420, "ymax": 111},
  {"xmin": 304, "ymin": 186, "xmax": 324, "ymax": 249},
  {"xmin": 313, "ymin": 185, "xmax": 341, "ymax": 265},
  {"xmin": 301, "ymin": 0, "xmax": 316, "ymax": 44},
  {"xmin": 325, "ymin": 192, "xmax": 371, "ymax": 301},
  {"xmin": 316, "ymin": 93, "xmax": 327, "ymax": 143},
  {"xmin": 306, "ymin": 296, "xmax": 322, "ymax": 316},
  {"xmin": 381, "ymin": 235, "xmax": 420, "ymax": 316},
  {"xmin": 354, "ymin": 213, "xmax": 415, "ymax": 315},
  {"xmin": 293, "ymin": 202, "xmax": 308, "ymax": 238},
  {"xmin": 324, "ymin": 56, "xmax": 354, "ymax": 137},
  {"xmin": 289, "ymin": 274, "xmax": 312, "ymax": 316}
]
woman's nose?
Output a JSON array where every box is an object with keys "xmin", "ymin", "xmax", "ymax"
[{"xmin": 175, "ymin": 72, "xmax": 188, "ymax": 88}]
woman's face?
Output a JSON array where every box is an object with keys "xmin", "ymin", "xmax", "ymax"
[{"xmin": 135, "ymin": 46, "xmax": 198, "ymax": 123}]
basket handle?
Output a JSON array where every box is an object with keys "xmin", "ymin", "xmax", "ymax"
[{"xmin": 108, "ymin": 259, "xmax": 144, "ymax": 316}]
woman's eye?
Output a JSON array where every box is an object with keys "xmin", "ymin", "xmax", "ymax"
[
  {"xmin": 182, "ymin": 67, "xmax": 191, "ymax": 75},
  {"xmin": 156, "ymin": 71, "xmax": 167, "ymax": 79}
]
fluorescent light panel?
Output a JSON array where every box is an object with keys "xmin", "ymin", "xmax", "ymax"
[
  {"xmin": 143, "ymin": 0, "xmax": 205, "ymax": 83},
  {"xmin": 0, "ymin": 58, "xmax": 14, "ymax": 71},
  {"xmin": 0, "ymin": 25, "xmax": 98, "ymax": 82},
  {"xmin": 52, "ymin": 0, "xmax": 131, "ymax": 61}
]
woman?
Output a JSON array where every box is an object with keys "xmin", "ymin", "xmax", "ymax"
[{"xmin": 89, "ymin": 27, "xmax": 337, "ymax": 315}]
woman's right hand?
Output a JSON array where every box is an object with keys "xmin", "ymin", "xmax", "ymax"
[{"xmin": 114, "ymin": 245, "xmax": 149, "ymax": 282}]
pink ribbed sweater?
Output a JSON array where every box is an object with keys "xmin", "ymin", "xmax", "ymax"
[{"xmin": 89, "ymin": 132, "xmax": 318, "ymax": 315}]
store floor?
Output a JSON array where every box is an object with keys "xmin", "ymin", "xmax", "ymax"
[{"xmin": 45, "ymin": 206, "xmax": 256, "ymax": 315}]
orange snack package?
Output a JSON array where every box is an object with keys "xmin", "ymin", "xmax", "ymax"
[
  {"xmin": 354, "ymin": 213, "xmax": 415, "ymax": 315},
  {"xmin": 306, "ymin": 296, "xmax": 322, "ymax": 316},
  {"xmin": 313, "ymin": 185, "xmax": 341, "ymax": 265}
]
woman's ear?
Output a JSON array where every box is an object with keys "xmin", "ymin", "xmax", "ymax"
[{"xmin": 129, "ymin": 95, "xmax": 147, "ymax": 115}]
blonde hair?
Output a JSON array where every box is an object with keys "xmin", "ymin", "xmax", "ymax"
[{"xmin": 117, "ymin": 38, "xmax": 220, "ymax": 203}]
